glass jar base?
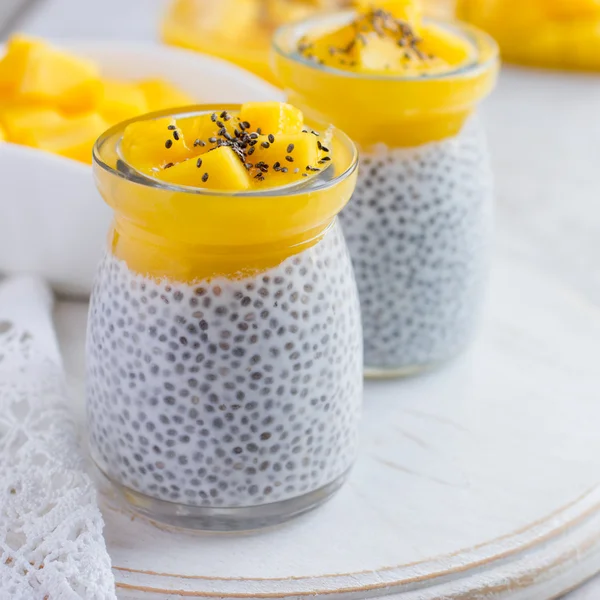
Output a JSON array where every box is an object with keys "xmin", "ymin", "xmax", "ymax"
[
  {"xmin": 364, "ymin": 363, "xmax": 438, "ymax": 379},
  {"xmin": 95, "ymin": 462, "xmax": 351, "ymax": 532}
]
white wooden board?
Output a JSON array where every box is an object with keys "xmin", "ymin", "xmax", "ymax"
[
  {"xmin": 53, "ymin": 67, "xmax": 600, "ymax": 599},
  {"xmin": 56, "ymin": 250, "xmax": 600, "ymax": 599}
]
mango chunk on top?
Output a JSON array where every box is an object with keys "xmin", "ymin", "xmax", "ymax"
[
  {"xmin": 238, "ymin": 102, "xmax": 304, "ymax": 136},
  {"xmin": 121, "ymin": 116, "xmax": 194, "ymax": 171},
  {"xmin": 418, "ymin": 24, "xmax": 471, "ymax": 66},
  {"xmin": 249, "ymin": 132, "xmax": 322, "ymax": 181},
  {"xmin": 176, "ymin": 111, "xmax": 238, "ymax": 150},
  {"xmin": 355, "ymin": 33, "xmax": 409, "ymax": 70},
  {"xmin": 303, "ymin": 25, "xmax": 357, "ymax": 68},
  {"xmin": 156, "ymin": 146, "xmax": 251, "ymax": 190},
  {"xmin": 123, "ymin": 103, "xmax": 328, "ymax": 191}
]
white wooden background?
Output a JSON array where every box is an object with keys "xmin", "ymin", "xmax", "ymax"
[{"xmin": 9, "ymin": 0, "xmax": 600, "ymax": 597}]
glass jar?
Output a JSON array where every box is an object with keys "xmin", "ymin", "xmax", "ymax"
[
  {"xmin": 273, "ymin": 15, "xmax": 498, "ymax": 377},
  {"xmin": 86, "ymin": 106, "xmax": 362, "ymax": 531},
  {"xmin": 161, "ymin": 0, "xmax": 349, "ymax": 85},
  {"xmin": 457, "ymin": 0, "xmax": 600, "ymax": 71}
]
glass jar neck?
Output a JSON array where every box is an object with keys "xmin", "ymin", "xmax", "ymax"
[
  {"xmin": 95, "ymin": 157, "xmax": 356, "ymax": 243},
  {"xmin": 109, "ymin": 214, "xmax": 337, "ymax": 283},
  {"xmin": 286, "ymin": 89, "xmax": 480, "ymax": 148}
]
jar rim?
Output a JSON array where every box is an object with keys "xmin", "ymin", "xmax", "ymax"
[
  {"xmin": 93, "ymin": 104, "xmax": 358, "ymax": 198},
  {"xmin": 271, "ymin": 12, "xmax": 499, "ymax": 83}
]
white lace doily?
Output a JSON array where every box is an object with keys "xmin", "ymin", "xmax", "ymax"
[{"xmin": 0, "ymin": 276, "xmax": 115, "ymax": 600}]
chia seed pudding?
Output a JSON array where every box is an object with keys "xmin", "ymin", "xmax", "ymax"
[
  {"xmin": 87, "ymin": 222, "xmax": 362, "ymax": 519},
  {"xmin": 339, "ymin": 121, "xmax": 493, "ymax": 374},
  {"xmin": 87, "ymin": 103, "xmax": 362, "ymax": 530}
]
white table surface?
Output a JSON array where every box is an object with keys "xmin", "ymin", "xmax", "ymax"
[{"xmin": 13, "ymin": 0, "xmax": 600, "ymax": 597}]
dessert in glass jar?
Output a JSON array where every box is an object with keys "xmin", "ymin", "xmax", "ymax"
[
  {"xmin": 273, "ymin": 0, "xmax": 499, "ymax": 377},
  {"xmin": 87, "ymin": 102, "xmax": 362, "ymax": 530},
  {"xmin": 457, "ymin": 0, "xmax": 600, "ymax": 71}
]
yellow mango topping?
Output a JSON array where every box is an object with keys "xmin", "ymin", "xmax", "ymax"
[
  {"xmin": 122, "ymin": 103, "xmax": 329, "ymax": 191},
  {"xmin": 100, "ymin": 80, "xmax": 148, "ymax": 124},
  {"xmin": 299, "ymin": 0, "xmax": 472, "ymax": 75},
  {"xmin": 300, "ymin": 24, "xmax": 356, "ymax": 68},
  {"xmin": 121, "ymin": 116, "xmax": 194, "ymax": 172},
  {"xmin": 25, "ymin": 113, "xmax": 108, "ymax": 163},
  {"xmin": 138, "ymin": 79, "xmax": 193, "ymax": 112},
  {"xmin": 175, "ymin": 112, "xmax": 238, "ymax": 150},
  {"xmin": 156, "ymin": 146, "xmax": 252, "ymax": 190},
  {"xmin": 418, "ymin": 23, "xmax": 473, "ymax": 65},
  {"xmin": 0, "ymin": 34, "xmax": 194, "ymax": 162},
  {"xmin": 250, "ymin": 133, "xmax": 321, "ymax": 182},
  {"xmin": 238, "ymin": 102, "xmax": 304, "ymax": 135}
]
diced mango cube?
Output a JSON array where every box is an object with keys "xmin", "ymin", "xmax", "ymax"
[
  {"xmin": 419, "ymin": 24, "xmax": 472, "ymax": 64},
  {"xmin": 250, "ymin": 133, "xmax": 320, "ymax": 180},
  {"xmin": 138, "ymin": 79, "xmax": 193, "ymax": 112},
  {"xmin": 16, "ymin": 41, "xmax": 102, "ymax": 112},
  {"xmin": 239, "ymin": 102, "xmax": 304, "ymax": 135},
  {"xmin": 121, "ymin": 116, "xmax": 193, "ymax": 171},
  {"xmin": 24, "ymin": 113, "xmax": 108, "ymax": 163},
  {"xmin": 100, "ymin": 80, "xmax": 149, "ymax": 125},
  {"xmin": 175, "ymin": 112, "xmax": 237, "ymax": 152},
  {"xmin": 355, "ymin": 34, "xmax": 405, "ymax": 70},
  {"xmin": 304, "ymin": 24, "xmax": 358, "ymax": 68},
  {"xmin": 156, "ymin": 146, "xmax": 251, "ymax": 191},
  {"xmin": 0, "ymin": 36, "xmax": 40, "ymax": 92},
  {"xmin": 0, "ymin": 106, "xmax": 65, "ymax": 143},
  {"xmin": 0, "ymin": 124, "xmax": 6, "ymax": 141}
]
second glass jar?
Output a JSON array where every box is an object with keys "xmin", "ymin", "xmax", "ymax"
[{"xmin": 273, "ymin": 14, "xmax": 499, "ymax": 377}]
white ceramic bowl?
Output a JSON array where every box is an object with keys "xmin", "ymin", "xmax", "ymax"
[{"xmin": 0, "ymin": 41, "xmax": 282, "ymax": 297}]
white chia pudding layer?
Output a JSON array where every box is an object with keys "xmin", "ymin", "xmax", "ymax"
[
  {"xmin": 339, "ymin": 120, "xmax": 493, "ymax": 372},
  {"xmin": 86, "ymin": 221, "xmax": 362, "ymax": 508}
]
